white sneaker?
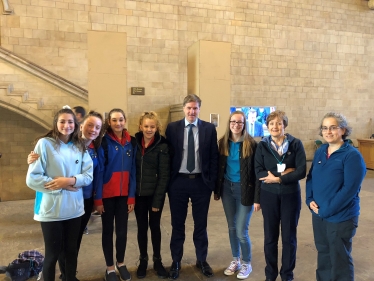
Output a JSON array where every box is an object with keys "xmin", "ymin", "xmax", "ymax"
[
  {"xmin": 224, "ymin": 260, "xmax": 241, "ymax": 276},
  {"xmin": 237, "ymin": 263, "xmax": 252, "ymax": 279}
]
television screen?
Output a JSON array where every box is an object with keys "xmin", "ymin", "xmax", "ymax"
[{"xmin": 230, "ymin": 106, "xmax": 276, "ymax": 137}]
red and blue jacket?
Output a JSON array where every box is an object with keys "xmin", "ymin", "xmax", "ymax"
[{"xmin": 94, "ymin": 130, "xmax": 137, "ymax": 206}]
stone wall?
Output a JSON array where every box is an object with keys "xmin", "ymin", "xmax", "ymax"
[
  {"xmin": 1, "ymin": 0, "xmax": 373, "ymax": 138},
  {"xmin": 0, "ymin": 106, "xmax": 46, "ymax": 201}
]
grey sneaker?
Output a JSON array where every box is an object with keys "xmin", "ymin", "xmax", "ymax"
[
  {"xmin": 104, "ymin": 271, "xmax": 119, "ymax": 281},
  {"xmin": 115, "ymin": 263, "xmax": 131, "ymax": 281}
]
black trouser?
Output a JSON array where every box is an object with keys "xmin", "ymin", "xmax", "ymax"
[
  {"xmin": 260, "ymin": 188, "xmax": 301, "ymax": 281},
  {"xmin": 312, "ymin": 215, "xmax": 358, "ymax": 281},
  {"xmin": 58, "ymin": 197, "xmax": 94, "ymax": 278},
  {"xmin": 40, "ymin": 216, "xmax": 81, "ymax": 281},
  {"xmin": 134, "ymin": 195, "xmax": 165, "ymax": 258},
  {"xmin": 101, "ymin": 196, "xmax": 129, "ymax": 266},
  {"xmin": 168, "ymin": 175, "xmax": 212, "ymax": 262}
]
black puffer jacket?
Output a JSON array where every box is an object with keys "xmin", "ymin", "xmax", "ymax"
[
  {"xmin": 215, "ymin": 139, "xmax": 260, "ymax": 206},
  {"xmin": 135, "ymin": 131, "xmax": 170, "ymax": 209}
]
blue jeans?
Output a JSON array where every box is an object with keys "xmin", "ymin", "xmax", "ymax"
[{"xmin": 221, "ymin": 179, "xmax": 254, "ymax": 263}]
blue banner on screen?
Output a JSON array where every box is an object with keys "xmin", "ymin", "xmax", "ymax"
[{"xmin": 230, "ymin": 106, "xmax": 276, "ymax": 137}]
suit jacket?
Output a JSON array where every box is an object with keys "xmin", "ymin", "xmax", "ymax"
[
  {"xmin": 246, "ymin": 120, "xmax": 264, "ymax": 137},
  {"xmin": 165, "ymin": 118, "xmax": 219, "ymax": 191}
]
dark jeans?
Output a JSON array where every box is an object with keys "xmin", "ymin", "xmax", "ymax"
[
  {"xmin": 58, "ymin": 197, "xmax": 93, "ymax": 278},
  {"xmin": 260, "ymin": 188, "xmax": 301, "ymax": 280},
  {"xmin": 168, "ymin": 175, "xmax": 212, "ymax": 262},
  {"xmin": 312, "ymin": 215, "xmax": 358, "ymax": 281},
  {"xmin": 101, "ymin": 196, "xmax": 129, "ymax": 266},
  {"xmin": 40, "ymin": 216, "xmax": 81, "ymax": 281},
  {"xmin": 134, "ymin": 195, "xmax": 165, "ymax": 258}
]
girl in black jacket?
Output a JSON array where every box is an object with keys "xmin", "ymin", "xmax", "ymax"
[
  {"xmin": 134, "ymin": 111, "xmax": 170, "ymax": 279},
  {"xmin": 214, "ymin": 111, "xmax": 261, "ymax": 280}
]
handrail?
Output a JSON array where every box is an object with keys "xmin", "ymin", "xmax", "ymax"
[{"xmin": 0, "ymin": 46, "xmax": 88, "ymax": 100}]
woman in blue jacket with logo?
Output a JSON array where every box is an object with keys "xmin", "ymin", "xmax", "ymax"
[
  {"xmin": 306, "ymin": 112, "xmax": 366, "ymax": 281},
  {"xmin": 94, "ymin": 108, "xmax": 136, "ymax": 281}
]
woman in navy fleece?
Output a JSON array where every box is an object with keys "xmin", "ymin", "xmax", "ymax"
[
  {"xmin": 306, "ymin": 112, "xmax": 366, "ymax": 281},
  {"xmin": 254, "ymin": 110, "xmax": 306, "ymax": 281}
]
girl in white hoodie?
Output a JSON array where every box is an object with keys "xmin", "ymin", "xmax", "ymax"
[{"xmin": 26, "ymin": 108, "xmax": 93, "ymax": 281}]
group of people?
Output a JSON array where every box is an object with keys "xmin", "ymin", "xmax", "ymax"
[{"xmin": 25, "ymin": 94, "xmax": 366, "ymax": 281}]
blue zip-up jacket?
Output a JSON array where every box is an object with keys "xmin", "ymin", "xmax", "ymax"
[
  {"xmin": 82, "ymin": 145, "xmax": 103, "ymax": 199},
  {"xmin": 306, "ymin": 140, "xmax": 366, "ymax": 223},
  {"xmin": 94, "ymin": 131, "xmax": 137, "ymax": 206},
  {"xmin": 26, "ymin": 137, "xmax": 93, "ymax": 222}
]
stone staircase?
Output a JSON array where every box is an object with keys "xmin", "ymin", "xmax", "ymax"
[
  {"xmin": 0, "ymin": 83, "xmax": 57, "ymax": 128},
  {"xmin": 0, "ymin": 46, "xmax": 88, "ymax": 129}
]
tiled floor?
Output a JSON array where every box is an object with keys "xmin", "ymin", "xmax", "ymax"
[{"xmin": 1, "ymin": 165, "xmax": 373, "ymax": 281}]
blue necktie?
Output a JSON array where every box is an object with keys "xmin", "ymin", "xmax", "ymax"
[{"xmin": 187, "ymin": 124, "xmax": 195, "ymax": 173}]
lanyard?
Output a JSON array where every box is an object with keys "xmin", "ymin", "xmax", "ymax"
[{"xmin": 267, "ymin": 141, "xmax": 286, "ymax": 165}]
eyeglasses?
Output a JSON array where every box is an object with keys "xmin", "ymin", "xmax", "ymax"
[
  {"xmin": 320, "ymin": 126, "xmax": 340, "ymax": 132},
  {"xmin": 229, "ymin": 121, "xmax": 244, "ymax": 126}
]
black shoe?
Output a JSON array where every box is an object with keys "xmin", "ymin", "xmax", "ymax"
[
  {"xmin": 196, "ymin": 260, "xmax": 213, "ymax": 278},
  {"xmin": 168, "ymin": 262, "xmax": 180, "ymax": 280},
  {"xmin": 282, "ymin": 279, "xmax": 293, "ymax": 281},
  {"xmin": 265, "ymin": 279, "xmax": 276, "ymax": 281},
  {"xmin": 153, "ymin": 256, "xmax": 168, "ymax": 279},
  {"xmin": 136, "ymin": 256, "xmax": 148, "ymax": 279}
]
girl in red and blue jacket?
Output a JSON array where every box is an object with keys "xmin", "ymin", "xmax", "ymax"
[{"xmin": 94, "ymin": 108, "xmax": 136, "ymax": 281}]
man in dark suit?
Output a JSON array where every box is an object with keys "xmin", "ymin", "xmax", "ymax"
[
  {"xmin": 165, "ymin": 94, "xmax": 218, "ymax": 279},
  {"xmin": 247, "ymin": 108, "xmax": 264, "ymax": 137}
]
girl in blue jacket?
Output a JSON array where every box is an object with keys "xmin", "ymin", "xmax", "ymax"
[
  {"xmin": 94, "ymin": 108, "xmax": 136, "ymax": 281},
  {"xmin": 26, "ymin": 108, "xmax": 93, "ymax": 281}
]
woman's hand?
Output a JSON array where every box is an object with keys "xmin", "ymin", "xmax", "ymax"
[
  {"xmin": 27, "ymin": 151, "xmax": 39, "ymax": 164},
  {"xmin": 95, "ymin": 205, "xmax": 105, "ymax": 214},
  {"xmin": 310, "ymin": 201, "xmax": 319, "ymax": 214},
  {"xmin": 254, "ymin": 203, "xmax": 261, "ymax": 212},
  {"xmin": 214, "ymin": 194, "xmax": 220, "ymax": 201},
  {"xmin": 128, "ymin": 204, "xmax": 134, "ymax": 213},
  {"xmin": 152, "ymin": 207, "xmax": 160, "ymax": 212},
  {"xmin": 44, "ymin": 177, "xmax": 75, "ymax": 190},
  {"xmin": 259, "ymin": 171, "xmax": 281, "ymax": 184},
  {"xmin": 281, "ymin": 168, "xmax": 295, "ymax": 175}
]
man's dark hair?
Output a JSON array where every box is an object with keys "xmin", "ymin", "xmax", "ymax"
[{"xmin": 73, "ymin": 106, "xmax": 86, "ymax": 117}]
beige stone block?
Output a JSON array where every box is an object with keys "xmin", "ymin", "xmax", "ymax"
[
  {"xmin": 65, "ymin": 32, "xmax": 81, "ymax": 42},
  {"xmin": 118, "ymin": 25, "xmax": 136, "ymax": 37},
  {"xmin": 77, "ymin": 11, "xmax": 89, "ymax": 22},
  {"xmin": 91, "ymin": 0, "xmax": 101, "ymax": 6},
  {"xmin": 19, "ymin": 17, "xmax": 38, "ymax": 29},
  {"xmin": 24, "ymin": 28, "xmax": 33, "ymax": 39},
  {"xmin": 119, "ymin": 8, "xmax": 132, "ymax": 16},
  {"xmin": 97, "ymin": 6, "xmax": 111, "ymax": 14},
  {"xmin": 19, "ymin": 37, "xmax": 39, "ymax": 46},
  {"xmin": 74, "ymin": 21, "xmax": 90, "ymax": 33},
  {"xmin": 58, "ymin": 20, "xmax": 74, "ymax": 32},
  {"xmin": 139, "ymin": 17, "xmax": 149, "ymax": 27},
  {"xmin": 12, "ymin": 4, "xmax": 27, "ymax": 16},
  {"xmin": 91, "ymin": 23, "xmax": 107, "ymax": 31},
  {"xmin": 106, "ymin": 24, "xmax": 118, "ymax": 32},
  {"xmin": 150, "ymin": 3, "xmax": 160, "ymax": 12},
  {"xmin": 5, "ymin": 16, "xmax": 20, "ymax": 28},
  {"xmin": 137, "ymin": 1, "xmax": 151, "ymax": 11},
  {"xmin": 148, "ymin": 18, "xmax": 161, "ymax": 28},
  {"xmin": 38, "ymin": 18, "xmax": 58, "ymax": 30},
  {"xmin": 13, "ymin": 45, "xmax": 27, "ymax": 54},
  {"xmin": 90, "ymin": 12, "xmax": 103, "ymax": 23},
  {"xmin": 46, "ymin": 30, "xmax": 65, "ymax": 40},
  {"xmin": 10, "ymin": 28, "xmax": 24, "ymax": 38},
  {"xmin": 61, "ymin": 9, "xmax": 78, "ymax": 21},
  {"xmin": 101, "ymin": 0, "xmax": 117, "ymax": 8},
  {"xmin": 26, "ymin": 6, "xmax": 43, "ymax": 17},
  {"xmin": 42, "ymin": 7, "xmax": 61, "ymax": 19},
  {"xmin": 56, "ymin": 2, "xmax": 69, "ymax": 9},
  {"xmin": 103, "ymin": 13, "xmax": 118, "ymax": 24},
  {"xmin": 159, "ymin": 4, "xmax": 173, "ymax": 14},
  {"xmin": 68, "ymin": 3, "xmax": 85, "ymax": 11}
]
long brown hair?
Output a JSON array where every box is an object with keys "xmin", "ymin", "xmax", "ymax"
[
  {"xmin": 103, "ymin": 108, "xmax": 127, "ymax": 134},
  {"xmin": 34, "ymin": 108, "xmax": 85, "ymax": 151},
  {"xmin": 218, "ymin": 111, "xmax": 255, "ymax": 158}
]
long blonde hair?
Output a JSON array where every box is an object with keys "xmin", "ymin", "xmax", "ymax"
[
  {"xmin": 138, "ymin": 111, "xmax": 163, "ymax": 133},
  {"xmin": 218, "ymin": 111, "xmax": 255, "ymax": 158}
]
